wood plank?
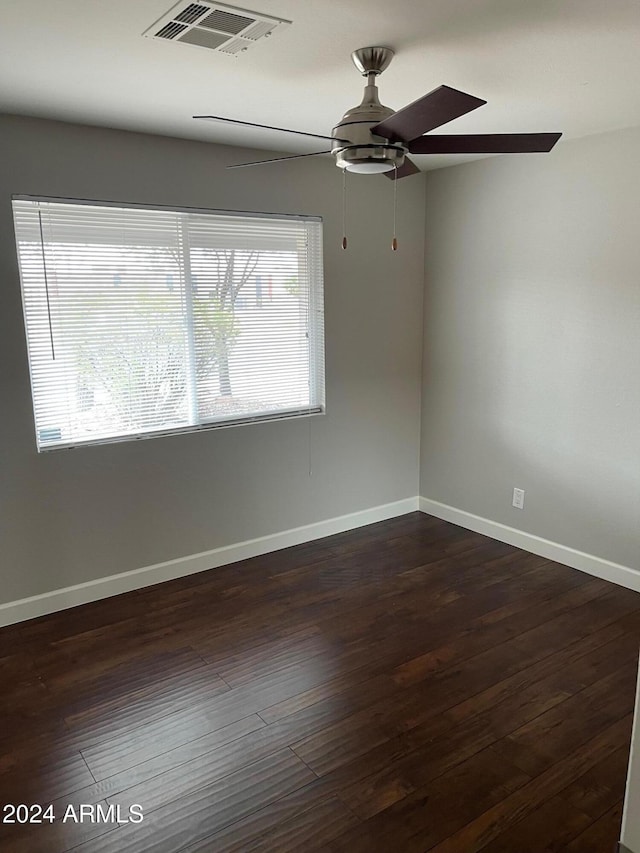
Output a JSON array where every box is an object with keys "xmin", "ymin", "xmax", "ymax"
[
  {"xmin": 559, "ymin": 745, "xmax": 631, "ymax": 820},
  {"xmin": 0, "ymin": 752, "xmax": 94, "ymax": 805},
  {"xmin": 67, "ymin": 749, "xmax": 316, "ymax": 853},
  {"xmin": 177, "ymin": 779, "xmax": 339, "ymax": 853},
  {"xmin": 221, "ymin": 795, "xmax": 359, "ymax": 853},
  {"xmin": 421, "ymin": 715, "xmax": 634, "ymax": 853},
  {"xmin": 475, "ymin": 793, "xmax": 593, "ymax": 852},
  {"xmin": 59, "ymin": 715, "xmax": 265, "ymax": 803},
  {"xmin": 65, "ymin": 664, "xmax": 230, "ymax": 745},
  {"xmin": 563, "ymin": 802, "xmax": 624, "ymax": 852},
  {"xmin": 329, "ymin": 745, "xmax": 531, "ymax": 853},
  {"xmin": 489, "ymin": 662, "xmax": 638, "ymax": 776}
]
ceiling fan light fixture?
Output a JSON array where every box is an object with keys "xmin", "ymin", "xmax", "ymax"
[
  {"xmin": 334, "ymin": 143, "xmax": 406, "ymax": 174},
  {"xmin": 343, "ymin": 160, "xmax": 395, "ymax": 174}
]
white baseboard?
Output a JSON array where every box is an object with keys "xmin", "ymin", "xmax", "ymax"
[
  {"xmin": 419, "ymin": 496, "xmax": 640, "ymax": 593},
  {"xmin": 3, "ymin": 494, "xmax": 636, "ymax": 629},
  {"xmin": 0, "ymin": 497, "xmax": 419, "ymax": 628}
]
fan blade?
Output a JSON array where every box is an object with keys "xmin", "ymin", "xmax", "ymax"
[
  {"xmin": 194, "ymin": 115, "xmax": 349, "ymax": 144},
  {"xmin": 227, "ymin": 151, "xmax": 332, "ymax": 169},
  {"xmin": 371, "ymin": 85, "xmax": 486, "ymax": 143},
  {"xmin": 384, "ymin": 157, "xmax": 421, "ymax": 180},
  {"xmin": 409, "ymin": 132, "xmax": 562, "ymax": 154}
]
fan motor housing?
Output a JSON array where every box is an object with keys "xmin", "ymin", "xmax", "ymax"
[{"xmin": 331, "ymin": 81, "xmax": 406, "ymax": 173}]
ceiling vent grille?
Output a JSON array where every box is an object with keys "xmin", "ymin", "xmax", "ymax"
[
  {"xmin": 143, "ymin": 1, "xmax": 291, "ymax": 55},
  {"xmin": 175, "ymin": 4, "xmax": 210, "ymax": 24},
  {"xmin": 199, "ymin": 9, "xmax": 254, "ymax": 34},
  {"xmin": 218, "ymin": 38, "xmax": 249, "ymax": 55},
  {"xmin": 155, "ymin": 21, "xmax": 188, "ymax": 40}
]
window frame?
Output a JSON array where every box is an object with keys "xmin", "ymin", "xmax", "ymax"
[{"xmin": 12, "ymin": 195, "xmax": 326, "ymax": 451}]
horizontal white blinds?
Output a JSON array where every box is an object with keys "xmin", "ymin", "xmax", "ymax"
[{"xmin": 12, "ymin": 198, "xmax": 325, "ymax": 450}]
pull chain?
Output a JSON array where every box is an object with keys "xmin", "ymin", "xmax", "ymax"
[
  {"xmin": 38, "ymin": 210, "xmax": 56, "ymax": 359},
  {"xmin": 392, "ymin": 163, "xmax": 398, "ymax": 251},
  {"xmin": 341, "ymin": 167, "xmax": 348, "ymax": 250}
]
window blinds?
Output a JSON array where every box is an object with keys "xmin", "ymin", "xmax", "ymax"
[{"xmin": 12, "ymin": 198, "xmax": 325, "ymax": 450}]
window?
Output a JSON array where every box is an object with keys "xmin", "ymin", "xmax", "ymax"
[{"xmin": 12, "ymin": 197, "xmax": 325, "ymax": 451}]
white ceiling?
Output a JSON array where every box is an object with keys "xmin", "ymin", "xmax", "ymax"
[{"xmin": 1, "ymin": 0, "xmax": 640, "ymax": 171}]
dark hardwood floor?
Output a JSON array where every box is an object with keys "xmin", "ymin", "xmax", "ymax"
[{"xmin": 1, "ymin": 512, "xmax": 638, "ymax": 852}]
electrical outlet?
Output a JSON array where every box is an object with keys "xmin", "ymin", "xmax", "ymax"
[{"xmin": 512, "ymin": 487, "xmax": 525, "ymax": 509}]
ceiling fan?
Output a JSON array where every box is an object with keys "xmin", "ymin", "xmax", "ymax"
[{"xmin": 194, "ymin": 46, "xmax": 562, "ymax": 179}]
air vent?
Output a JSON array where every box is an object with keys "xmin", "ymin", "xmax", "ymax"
[
  {"xmin": 143, "ymin": 1, "xmax": 291, "ymax": 55},
  {"xmin": 175, "ymin": 3, "xmax": 210, "ymax": 23},
  {"xmin": 218, "ymin": 38, "xmax": 249, "ymax": 55},
  {"xmin": 199, "ymin": 9, "xmax": 254, "ymax": 34},
  {"xmin": 179, "ymin": 28, "xmax": 230, "ymax": 49},
  {"xmin": 155, "ymin": 21, "xmax": 188, "ymax": 40},
  {"xmin": 242, "ymin": 20, "xmax": 274, "ymax": 40}
]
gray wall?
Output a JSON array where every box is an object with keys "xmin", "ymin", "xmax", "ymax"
[
  {"xmin": 420, "ymin": 127, "xmax": 640, "ymax": 570},
  {"xmin": 0, "ymin": 114, "xmax": 425, "ymax": 604}
]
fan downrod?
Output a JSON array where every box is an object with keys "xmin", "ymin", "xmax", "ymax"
[{"xmin": 351, "ymin": 47, "xmax": 394, "ymax": 77}]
